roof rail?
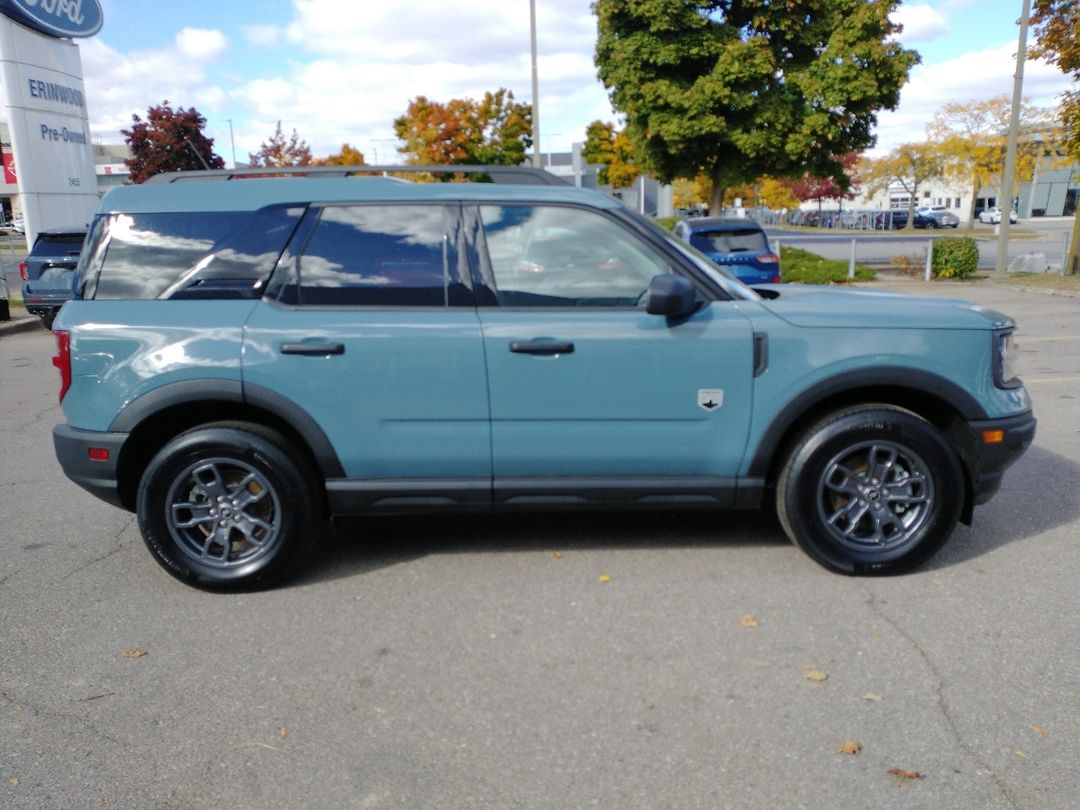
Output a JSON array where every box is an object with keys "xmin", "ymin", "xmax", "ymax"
[{"xmin": 145, "ymin": 164, "xmax": 568, "ymax": 186}]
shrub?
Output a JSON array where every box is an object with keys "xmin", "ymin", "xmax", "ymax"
[
  {"xmin": 780, "ymin": 246, "xmax": 876, "ymax": 284},
  {"xmin": 932, "ymin": 236, "xmax": 979, "ymax": 279},
  {"xmin": 653, "ymin": 216, "xmax": 680, "ymax": 231}
]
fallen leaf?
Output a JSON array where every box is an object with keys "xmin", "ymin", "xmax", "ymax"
[
  {"xmin": 598, "ymin": 574, "xmax": 611, "ymax": 583},
  {"xmin": 803, "ymin": 670, "xmax": 828, "ymax": 683},
  {"xmin": 862, "ymin": 692, "xmax": 883, "ymax": 702},
  {"xmin": 278, "ymin": 725, "xmax": 287, "ymax": 738},
  {"xmin": 799, "ymin": 663, "xmax": 818, "ymax": 670},
  {"xmin": 1032, "ymin": 726, "xmax": 1046, "ymax": 736},
  {"xmin": 10, "ymin": 778, "xmax": 19, "ymax": 786},
  {"xmin": 739, "ymin": 614, "xmax": 759, "ymax": 628},
  {"xmin": 552, "ymin": 551, "xmax": 563, "ymax": 559},
  {"xmin": 120, "ymin": 648, "xmax": 147, "ymax": 659},
  {"xmin": 837, "ymin": 740, "xmax": 862, "ymax": 755},
  {"xmin": 888, "ymin": 768, "xmax": 922, "ymax": 780}
]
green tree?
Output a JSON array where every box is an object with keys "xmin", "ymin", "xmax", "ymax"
[
  {"xmin": 249, "ymin": 122, "xmax": 313, "ymax": 167},
  {"xmin": 1031, "ymin": 0, "xmax": 1080, "ymax": 274},
  {"xmin": 593, "ymin": 0, "xmax": 918, "ymax": 214},
  {"xmin": 582, "ymin": 120, "xmax": 640, "ymax": 188},
  {"xmin": 861, "ymin": 143, "xmax": 943, "ymax": 230},
  {"xmin": 928, "ymin": 96, "xmax": 1058, "ymax": 227},
  {"xmin": 314, "ymin": 143, "xmax": 367, "ymax": 166},
  {"xmin": 121, "ymin": 101, "xmax": 225, "ymax": 183},
  {"xmin": 393, "ymin": 89, "xmax": 532, "ymax": 166}
]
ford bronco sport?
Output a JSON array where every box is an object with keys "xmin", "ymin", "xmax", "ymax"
[{"xmin": 51, "ymin": 166, "xmax": 1035, "ymax": 589}]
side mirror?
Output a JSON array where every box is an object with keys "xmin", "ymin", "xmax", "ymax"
[{"xmin": 645, "ymin": 274, "xmax": 699, "ymax": 318}]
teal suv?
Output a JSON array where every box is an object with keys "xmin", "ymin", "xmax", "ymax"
[{"xmin": 51, "ymin": 167, "xmax": 1035, "ymax": 589}]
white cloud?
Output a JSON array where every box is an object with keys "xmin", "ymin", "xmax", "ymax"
[
  {"xmin": 890, "ymin": 4, "xmax": 950, "ymax": 44},
  {"xmin": 244, "ymin": 24, "xmax": 281, "ymax": 48},
  {"xmin": 175, "ymin": 27, "xmax": 228, "ymax": 62},
  {"xmin": 870, "ymin": 40, "xmax": 1073, "ymax": 154}
]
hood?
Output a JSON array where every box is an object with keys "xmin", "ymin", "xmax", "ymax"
[{"xmin": 752, "ymin": 284, "xmax": 1014, "ymax": 330}]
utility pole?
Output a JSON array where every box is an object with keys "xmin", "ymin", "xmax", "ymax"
[
  {"xmin": 995, "ymin": 0, "xmax": 1031, "ymax": 273},
  {"xmin": 529, "ymin": 0, "xmax": 541, "ymax": 168}
]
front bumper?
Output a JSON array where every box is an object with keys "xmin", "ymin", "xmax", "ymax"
[
  {"xmin": 53, "ymin": 424, "xmax": 130, "ymax": 510},
  {"xmin": 967, "ymin": 411, "xmax": 1037, "ymax": 504}
]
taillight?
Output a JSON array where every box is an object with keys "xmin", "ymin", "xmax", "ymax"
[
  {"xmin": 52, "ymin": 330, "xmax": 71, "ymax": 403},
  {"xmin": 19, "ymin": 260, "xmax": 28, "ymax": 280},
  {"xmin": 758, "ymin": 253, "xmax": 780, "ymax": 264}
]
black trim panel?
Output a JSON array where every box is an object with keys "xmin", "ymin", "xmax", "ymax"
[
  {"xmin": 494, "ymin": 476, "xmax": 738, "ymax": 509},
  {"xmin": 53, "ymin": 424, "xmax": 128, "ymax": 509},
  {"xmin": 107, "ymin": 379, "xmax": 346, "ymax": 479},
  {"xmin": 747, "ymin": 367, "xmax": 990, "ymax": 477},
  {"xmin": 968, "ymin": 411, "xmax": 1036, "ymax": 504},
  {"xmin": 327, "ymin": 479, "xmax": 492, "ymax": 514}
]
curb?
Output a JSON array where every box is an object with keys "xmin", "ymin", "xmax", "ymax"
[{"xmin": 0, "ymin": 313, "xmax": 43, "ymax": 337}]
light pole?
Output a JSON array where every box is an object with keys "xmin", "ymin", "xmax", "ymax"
[
  {"xmin": 995, "ymin": 0, "xmax": 1031, "ymax": 273},
  {"xmin": 529, "ymin": 0, "xmax": 541, "ymax": 168}
]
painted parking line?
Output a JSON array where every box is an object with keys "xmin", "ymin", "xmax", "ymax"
[{"xmin": 1022, "ymin": 377, "xmax": 1080, "ymax": 384}]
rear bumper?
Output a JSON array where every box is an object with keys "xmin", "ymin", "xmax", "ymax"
[
  {"xmin": 968, "ymin": 411, "xmax": 1036, "ymax": 504},
  {"xmin": 53, "ymin": 424, "xmax": 129, "ymax": 510}
]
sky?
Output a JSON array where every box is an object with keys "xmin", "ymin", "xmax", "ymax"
[{"xmin": 77, "ymin": 0, "xmax": 1075, "ymax": 166}]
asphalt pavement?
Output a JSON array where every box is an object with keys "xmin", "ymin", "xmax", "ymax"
[{"xmin": 1, "ymin": 280, "xmax": 1079, "ymax": 809}]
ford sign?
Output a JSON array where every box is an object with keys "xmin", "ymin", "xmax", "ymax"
[{"xmin": 0, "ymin": 0, "xmax": 103, "ymax": 38}]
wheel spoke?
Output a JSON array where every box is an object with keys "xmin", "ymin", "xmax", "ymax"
[
  {"xmin": 171, "ymin": 501, "xmax": 214, "ymax": 529},
  {"xmin": 191, "ymin": 463, "xmax": 228, "ymax": 500},
  {"xmin": 201, "ymin": 524, "xmax": 232, "ymax": 562}
]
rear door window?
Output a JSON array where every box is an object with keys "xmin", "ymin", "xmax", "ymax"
[{"xmin": 281, "ymin": 204, "xmax": 466, "ymax": 307}]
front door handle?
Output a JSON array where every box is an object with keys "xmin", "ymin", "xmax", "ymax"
[
  {"xmin": 510, "ymin": 341, "xmax": 574, "ymax": 355},
  {"xmin": 281, "ymin": 342, "xmax": 345, "ymax": 356}
]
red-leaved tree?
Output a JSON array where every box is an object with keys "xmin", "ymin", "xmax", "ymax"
[{"xmin": 122, "ymin": 101, "xmax": 225, "ymax": 183}]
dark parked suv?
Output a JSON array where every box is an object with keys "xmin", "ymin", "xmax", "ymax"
[
  {"xmin": 20, "ymin": 227, "xmax": 87, "ymax": 328},
  {"xmin": 51, "ymin": 167, "xmax": 1035, "ymax": 589}
]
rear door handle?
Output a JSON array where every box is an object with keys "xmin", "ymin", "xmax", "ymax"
[
  {"xmin": 281, "ymin": 342, "xmax": 345, "ymax": 356},
  {"xmin": 510, "ymin": 341, "xmax": 574, "ymax": 355}
]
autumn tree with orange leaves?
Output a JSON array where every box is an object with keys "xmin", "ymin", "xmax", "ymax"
[{"xmin": 393, "ymin": 89, "xmax": 532, "ymax": 166}]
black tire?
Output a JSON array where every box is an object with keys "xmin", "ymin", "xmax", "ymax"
[
  {"xmin": 776, "ymin": 406, "xmax": 963, "ymax": 575},
  {"xmin": 41, "ymin": 311, "xmax": 56, "ymax": 330},
  {"xmin": 136, "ymin": 423, "xmax": 323, "ymax": 589}
]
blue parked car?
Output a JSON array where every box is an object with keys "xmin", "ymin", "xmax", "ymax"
[
  {"xmin": 51, "ymin": 166, "xmax": 1034, "ymax": 589},
  {"xmin": 673, "ymin": 216, "xmax": 780, "ymax": 284},
  {"xmin": 19, "ymin": 227, "xmax": 87, "ymax": 329}
]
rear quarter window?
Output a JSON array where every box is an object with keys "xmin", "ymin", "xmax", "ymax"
[{"xmin": 79, "ymin": 206, "xmax": 304, "ymax": 300}]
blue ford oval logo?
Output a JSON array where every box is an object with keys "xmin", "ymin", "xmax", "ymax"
[{"xmin": 0, "ymin": 0, "xmax": 104, "ymax": 38}]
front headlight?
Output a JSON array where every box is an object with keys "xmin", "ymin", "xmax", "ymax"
[{"xmin": 994, "ymin": 329, "xmax": 1021, "ymax": 388}]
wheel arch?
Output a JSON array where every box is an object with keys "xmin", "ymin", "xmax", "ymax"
[
  {"xmin": 110, "ymin": 380, "xmax": 344, "ymax": 512},
  {"xmin": 750, "ymin": 369, "xmax": 985, "ymax": 523}
]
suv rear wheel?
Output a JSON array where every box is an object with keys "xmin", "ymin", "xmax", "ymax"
[
  {"xmin": 136, "ymin": 423, "xmax": 322, "ymax": 589},
  {"xmin": 776, "ymin": 406, "xmax": 963, "ymax": 575}
]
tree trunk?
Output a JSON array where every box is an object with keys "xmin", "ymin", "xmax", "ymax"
[
  {"xmin": 709, "ymin": 180, "xmax": 725, "ymax": 217},
  {"xmin": 1066, "ymin": 210, "xmax": 1080, "ymax": 275},
  {"xmin": 904, "ymin": 196, "xmax": 917, "ymax": 231},
  {"xmin": 968, "ymin": 178, "xmax": 981, "ymax": 228}
]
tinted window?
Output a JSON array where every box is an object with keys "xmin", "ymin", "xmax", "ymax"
[
  {"xmin": 689, "ymin": 228, "xmax": 769, "ymax": 254},
  {"xmin": 31, "ymin": 233, "xmax": 85, "ymax": 257},
  {"xmin": 294, "ymin": 205, "xmax": 450, "ymax": 306},
  {"xmin": 85, "ymin": 208, "xmax": 301, "ymax": 300},
  {"xmin": 479, "ymin": 205, "xmax": 668, "ymax": 307}
]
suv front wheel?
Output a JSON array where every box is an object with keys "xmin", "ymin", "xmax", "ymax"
[
  {"xmin": 776, "ymin": 406, "xmax": 963, "ymax": 575},
  {"xmin": 136, "ymin": 423, "xmax": 322, "ymax": 589}
]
